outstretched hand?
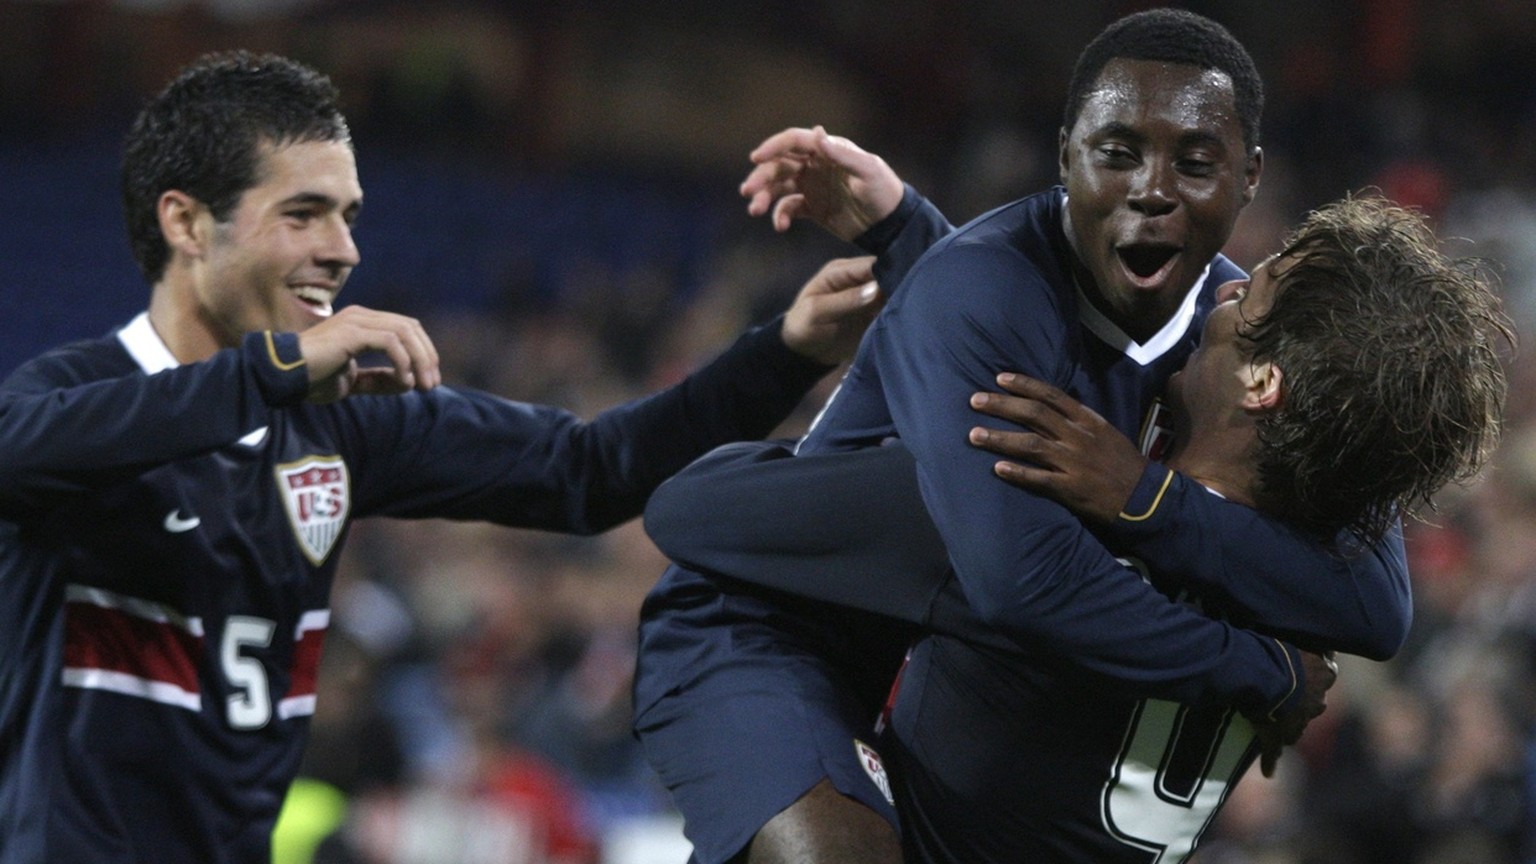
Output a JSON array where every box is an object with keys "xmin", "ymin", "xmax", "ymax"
[
  {"xmin": 740, "ymin": 126, "xmax": 904, "ymax": 242},
  {"xmin": 966, "ymin": 373, "xmax": 1149, "ymax": 523},
  {"xmin": 1254, "ymin": 649, "xmax": 1338, "ymax": 777},
  {"xmin": 780, "ymin": 256, "xmax": 882, "ymax": 366},
  {"xmin": 296, "ymin": 305, "xmax": 442, "ymax": 403}
]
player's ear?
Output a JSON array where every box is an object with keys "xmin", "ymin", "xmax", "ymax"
[
  {"xmin": 1242, "ymin": 360, "xmax": 1282, "ymax": 412},
  {"xmin": 159, "ymin": 190, "xmax": 210, "ymax": 260},
  {"xmin": 1242, "ymin": 147, "xmax": 1263, "ymax": 206},
  {"xmin": 1058, "ymin": 127, "xmax": 1071, "ymax": 184}
]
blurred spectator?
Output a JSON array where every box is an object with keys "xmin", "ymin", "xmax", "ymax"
[{"xmin": 4, "ymin": 2, "xmax": 1536, "ymax": 861}]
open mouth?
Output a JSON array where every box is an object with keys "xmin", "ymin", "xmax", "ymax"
[
  {"xmin": 1117, "ymin": 243, "xmax": 1181, "ymax": 282},
  {"xmin": 291, "ymin": 286, "xmax": 335, "ymax": 316}
]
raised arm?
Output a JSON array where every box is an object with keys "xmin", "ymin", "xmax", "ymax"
[
  {"xmin": 740, "ymin": 126, "xmax": 906, "ymax": 241},
  {"xmin": 352, "ymin": 258, "xmax": 881, "ymax": 533},
  {"xmin": 741, "ymin": 126, "xmax": 956, "ymax": 290}
]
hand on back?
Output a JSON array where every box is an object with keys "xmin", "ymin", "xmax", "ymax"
[{"xmin": 966, "ymin": 373, "xmax": 1148, "ymax": 523}]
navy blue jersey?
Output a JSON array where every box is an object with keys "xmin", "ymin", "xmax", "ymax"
[
  {"xmin": 0, "ymin": 312, "xmax": 826, "ymax": 863},
  {"xmin": 889, "ymin": 623, "xmax": 1256, "ymax": 864},
  {"xmin": 641, "ymin": 189, "xmax": 1309, "ymax": 730},
  {"xmin": 790, "ymin": 187, "xmax": 1402, "ymax": 699},
  {"xmin": 635, "ymin": 187, "xmax": 1409, "ymax": 862}
]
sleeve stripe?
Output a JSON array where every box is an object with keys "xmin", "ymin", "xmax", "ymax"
[
  {"xmin": 264, "ymin": 331, "xmax": 307, "ymax": 371},
  {"xmin": 1119, "ymin": 466, "xmax": 1174, "ymax": 522},
  {"xmin": 1266, "ymin": 638, "xmax": 1300, "ymax": 722}
]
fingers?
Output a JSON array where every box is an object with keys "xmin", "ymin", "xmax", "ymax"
[
  {"xmin": 772, "ymin": 194, "xmax": 808, "ymax": 233},
  {"xmin": 803, "ymin": 281, "xmax": 880, "ymax": 323},
  {"xmin": 361, "ymin": 312, "xmax": 439, "ymax": 392},
  {"xmin": 741, "ymin": 157, "xmax": 806, "ymax": 215},
  {"xmin": 1260, "ymin": 737, "xmax": 1282, "ymax": 778},
  {"xmin": 299, "ymin": 306, "xmax": 442, "ymax": 398},
  {"xmin": 742, "ymin": 127, "xmax": 818, "ymax": 215},
  {"xmin": 994, "ymin": 372, "xmax": 1081, "ymax": 417},
  {"xmin": 969, "ymin": 388, "xmax": 1061, "ymax": 435},
  {"xmin": 779, "ymin": 256, "xmax": 881, "ymax": 364},
  {"xmin": 803, "ymin": 255, "xmax": 877, "ymax": 295},
  {"xmin": 968, "ymin": 426, "xmax": 1049, "ymax": 464},
  {"xmin": 349, "ymin": 367, "xmax": 412, "ymax": 396},
  {"xmin": 811, "ymin": 125, "xmax": 875, "ymax": 175},
  {"xmin": 748, "ymin": 127, "xmax": 822, "ymax": 164}
]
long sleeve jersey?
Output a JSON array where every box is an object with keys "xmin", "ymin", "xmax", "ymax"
[
  {"xmin": 0, "ymin": 311, "xmax": 827, "ymax": 863},
  {"xmin": 640, "ymin": 186, "xmax": 1408, "ymax": 722}
]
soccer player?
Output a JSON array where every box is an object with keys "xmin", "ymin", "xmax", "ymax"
[
  {"xmin": 0, "ymin": 52, "xmax": 881, "ymax": 863},
  {"xmin": 648, "ymin": 196, "xmax": 1512, "ymax": 861},
  {"xmin": 632, "ymin": 10, "xmax": 1411, "ymax": 864}
]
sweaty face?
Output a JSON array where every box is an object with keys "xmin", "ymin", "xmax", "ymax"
[
  {"xmin": 1061, "ymin": 58, "xmax": 1259, "ymax": 341},
  {"xmin": 193, "ymin": 140, "xmax": 362, "ymax": 346}
]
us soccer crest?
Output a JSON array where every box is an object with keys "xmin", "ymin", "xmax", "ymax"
[
  {"xmin": 275, "ymin": 456, "xmax": 351, "ymax": 565},
  {"xmin": 854, "ymin": 739, "xmax": 895, "ymax": 805}
]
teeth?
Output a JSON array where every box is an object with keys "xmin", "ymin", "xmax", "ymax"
[{"xmin": 292, "ymin": 286, "xmax": 335, "ymax": 313}]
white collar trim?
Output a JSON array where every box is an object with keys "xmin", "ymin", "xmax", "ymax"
[
  {"xmin": 1074, "ymin": 263, "xmax": 1207, "ymax": 367},
  {"xmin": 117, "ymin": 312, "xmax": 272, "ymax": 448},
  {"xmin": 117, "ymin": 312, "xmax": 180, "ymax": 373}
]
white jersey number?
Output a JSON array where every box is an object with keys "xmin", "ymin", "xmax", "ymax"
[
  {"xmin": 1100, "ymin": 699, "xmax": 1254, "ymax": 863},
  {"xmin": 221, "ymin": 616, "xmax": 277, "ymax": 729}
]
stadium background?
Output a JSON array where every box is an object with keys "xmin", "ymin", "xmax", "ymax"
[{"xmin": 2, "ymin": 1, "xmax": 1534, "ymax": 861}]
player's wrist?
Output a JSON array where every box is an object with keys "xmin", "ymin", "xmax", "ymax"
[{"xmin": 244, "ymin": 330, "xmax": 310, "ymax": 407}]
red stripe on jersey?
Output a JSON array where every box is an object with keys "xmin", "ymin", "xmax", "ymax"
[
  {"xmin": 287, "ymin": 611, "xmax": 330, "ymax": 700},
  {"xmin": 63, "ymin": 601, "xmax": 204, "ymax": 694}
]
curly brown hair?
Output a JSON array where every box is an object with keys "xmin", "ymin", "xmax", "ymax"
[{"xmin": 1241, "ymin": 195, "xmax": 1514, "ymax": 545}]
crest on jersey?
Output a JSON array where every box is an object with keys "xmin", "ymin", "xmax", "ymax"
[
  {"xmin": 1138, "ymin": 398, "xmax": 1176, "ymax": 461},
  {"xmin": 854, "ymin": 739, "xmax": 895, "ymax": 805},
  {"xmin": 275, "ymin": 456, "xmax": 351, "ymax": 565}
]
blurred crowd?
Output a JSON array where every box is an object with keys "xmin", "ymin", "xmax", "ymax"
[{"xmin": 3, "ymin": 1, "xmax": 1536, "ymax": 862}]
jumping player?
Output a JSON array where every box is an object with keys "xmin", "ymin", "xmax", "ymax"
[
  {"xmin": 0, "ymin": 52, "xmax": 881, "ymax": 863},
  {"xmin": 633, "ymin": 10, "xmax": 1410, "ymax": 863},
  {"xmin": 648, "ymin": 197, "xmax": 1512, "ymax": 861}
]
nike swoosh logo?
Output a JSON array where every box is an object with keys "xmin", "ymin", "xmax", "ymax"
[{"xmin": 163, "ymin": 510, "xmax": 202, "ymax": 533}]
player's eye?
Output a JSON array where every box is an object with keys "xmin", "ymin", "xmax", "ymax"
[{"xmin": 1177, "ymin": 157, "xmax": 1217, "ymax": 177}]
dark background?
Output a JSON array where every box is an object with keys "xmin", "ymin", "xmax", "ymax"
[{"xmin": 3, "ymin": 3, "xmax": 1534, "ymax": 862}]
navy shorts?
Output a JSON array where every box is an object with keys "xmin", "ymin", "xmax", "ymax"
[{"xmin": 634, "ymin": 570, "xmax": 905, "ymax": 863}]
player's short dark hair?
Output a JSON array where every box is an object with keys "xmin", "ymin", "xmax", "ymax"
[
  {"xmin": 1244, "ymin": 195, "xmax": 1513, "ymax": 545},
  {"xmin": 1064, "ymin": 8, "xmax": 1263, "ymax": 153},
  {"xmin": 121, "ymin": 51, "xmax": 351, "ymax": 283}
]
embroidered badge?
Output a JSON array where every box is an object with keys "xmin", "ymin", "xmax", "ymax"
[
  {"xmin": 275, "ymin": 456, "xmax": 350, "ymax": 565},
  {"xmin": 854, "ymin": 739, "xmax": 895, "ymax": 805}
]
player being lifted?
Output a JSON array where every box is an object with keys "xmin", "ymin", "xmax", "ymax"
[
  {"xmin": 633, "ymin": 10, "xmax": 1442, "ymax": 863},
  {"xmin": 647, "ymin": 193, "xmax": 1511, "ymax": 861}
]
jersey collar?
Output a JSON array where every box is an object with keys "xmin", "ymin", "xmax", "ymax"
[
  {"xmin": 1057, "ymin": 192, "xmax": 1207, "ymax": 366},
  {"xmin": 117, "ymin": 312, "xmax": 272, "ymax": 448},
  {"xmin": 117, "ymin": 312, "xmax": 179, "ymax": 373},
  {"xmin": 1073, "ymin": 264, "xmax": 1207, "ymax": 367}
]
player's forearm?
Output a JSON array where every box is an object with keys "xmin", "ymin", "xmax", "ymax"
[
  {"xmin": 854, "ymin": 184, "xmax": 954, "ymax": 293},
  {"xmin": 644, "ymin": 440, "xmax": 948, "ymax": 621},
  {"xmin": 1101, "ymin": 466, "xmax": 1411, "ymax": 659},
  {"xmin": 558, "ymin": 317, "xmax": 831, "ymax": 532},
  {"xmin": 0, "ymin": 333, "xmax": 307, "ymax": 517}
]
